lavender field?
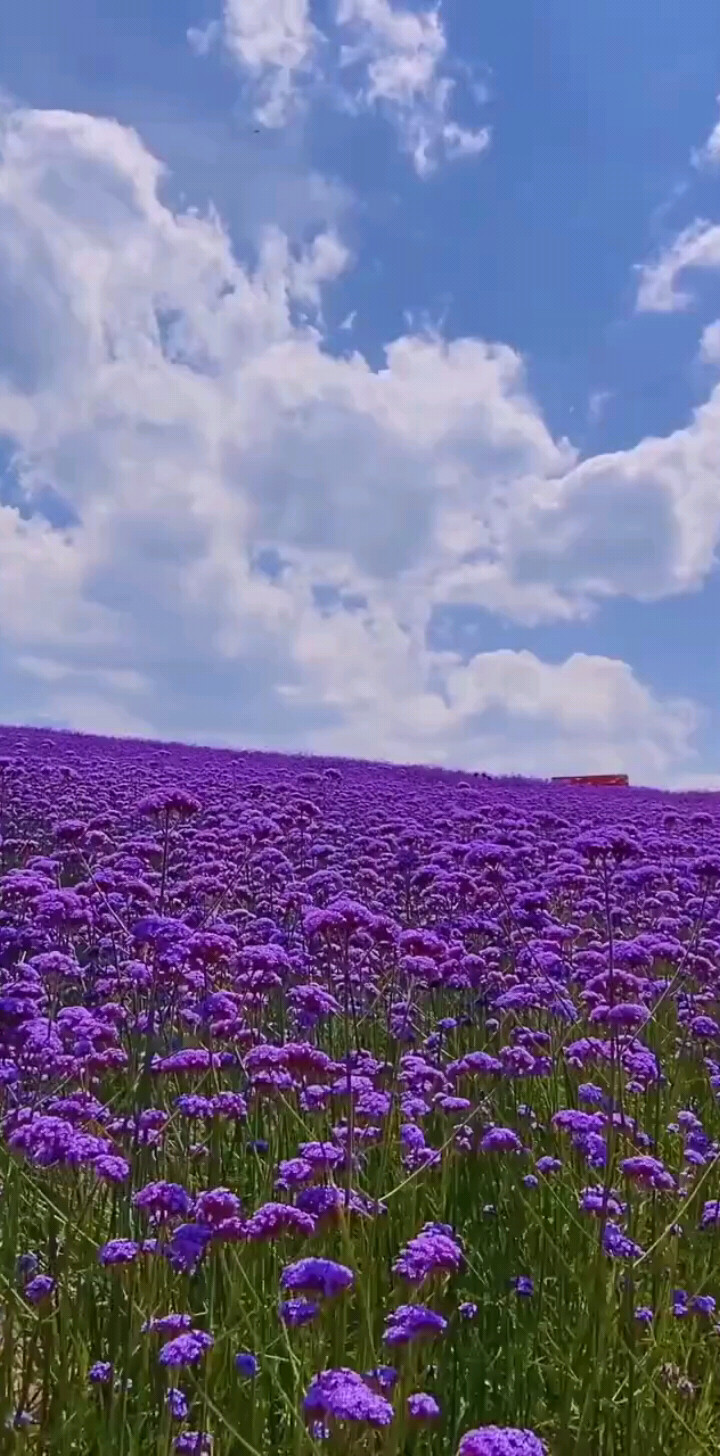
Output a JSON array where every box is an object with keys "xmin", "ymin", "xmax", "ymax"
[{"xmin": 2, "ymin": 726, "xmax": 720, "ymax": 1454}]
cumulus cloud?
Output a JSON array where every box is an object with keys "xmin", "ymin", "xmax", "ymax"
[
  {"xmin": 0, "ymin": 104, "xmax": 710, "ymax": 783},
  {"xmin": 295, "ymin": 625, "xmax": 697, "ymax": 784},
  {"xmin": 190, "ymin": 0, "xmax": 489, "ymax": 174},
  {"xmin": 502, "ymin": 390, "xmax": 720, "ymax": 604}
]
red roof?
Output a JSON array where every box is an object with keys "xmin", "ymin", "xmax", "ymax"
[{"xmin": 551, "ymin": 774, "xmax": 629, "ymax": 787}]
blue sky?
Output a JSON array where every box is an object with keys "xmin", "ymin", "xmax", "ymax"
[{"xmin": 2, "ymin": 0, "xmax": 720, "ymax": 785}]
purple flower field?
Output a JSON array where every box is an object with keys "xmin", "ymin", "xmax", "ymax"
[{"xmin": 2, "ymin": 724, "xmax": 720, "ymax": 1452}]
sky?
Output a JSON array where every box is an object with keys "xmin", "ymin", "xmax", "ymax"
[{"xmin": 2, "ymin": 0, "xmax": 720, "ymax": 787}]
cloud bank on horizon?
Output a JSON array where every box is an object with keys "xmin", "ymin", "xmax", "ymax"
[{"xmin": 1, "ymin": 0, "xmax": 720, "ymax": 787}]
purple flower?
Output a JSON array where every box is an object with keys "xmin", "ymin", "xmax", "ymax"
[
  {"xmin": 176, "ymin": 1096, "xmax": 214, "ymax": 1120},
  {"xmin": 134, "ymin": 1181, "xmax": 194, "ymax": 1222},
  {"xmin": 365, "ymin": 1367, "xmax": 398, "ymax": 1391},
  {"xmin": 634, "ymin": 1306, "xmax": 653, "ymax": 1324},
  {"xmin": 579, "ymin": 1187, "xmax": 626, "ymax": 1219},
  {"xmin": 280, "ymin": 1258, "xmax": 354, "ymax": 1300},
  {"xmin": 512, "ymin": 1276, "xmax": 534, "ymax": 1298},
  {"xmin": 480, "ymin": 1127, "xmax": 523, "ymax": 1155},
  {"xmin": 24, "ymin": 1275, "xmax": 55, "ymax": 1305},
  {"xmin": 167, "ymin": 1389, "xmax": 190, "ymax": 1420},
  {"xmin": 685, "ymin": 1148, "xmax": 708, "ymax": 1167},
  {"xmin": 204, "ymin": 1213, "xmax": 243, "ymax": 1243},
  {"xmin": 383, "ymin": 1304, "xmax": 447, "ymax": 1345},
  {"xmin": 174, "ymin": 1435, "xmax": 212, "ymax": 1454},
  {"xmin": 243, "ymin": 1202, "xmax": 316, "ymax": 1242},
  {"xmin": 9, "ymin": 1115, "xmax": 106, "ymax": 1169},
  {"xmin": 535, "ymin": 1156, "xmax": 562, "ymax": 1176},
  {"xmin": 690, "ymin": 1294, "xmax": 716, "ymax": 1317},
  {"xmin": 88, "ymin": 1361, "xmax": 113, "ymax": 1384},
  {"xmin": 308, "ymin": 1420, "xmax": 331, "ymax": 1441},
  {"xmin": 553, "ymin": 1109, "xmax": 606, "ymax": 1137},
  {"xmin": 235, "ymin": 1353, "xmax": 258, "ymax": 1378},
  {"xmin": 9, "ymin": 1410, "xmax": 37, "ymax": 1429},
  {"xmin": 298, "ymin": 1141, "xmax": 345, "ymax": 1172},
  {"xmin": 275, "ymin": 1158, "xmax": 314, "ymax": 1190},
  {"xmin": 168, "ymin": 1223, "xmax": 213, "ymax": 1270},
  {"xmin": 407, "ymin": 1393, "xmax": 440, "ymax": 1421},
  {"xmin": 211, "ymin": 1092, "xmax": 248, "ymax": 1121},
  {"xmin": 296, "ymin": 1186, "xmax": 381, "ymax": 1223},
  {"xmin": 247, "ymin": 1139, "xmax": 269, "ymax": 1155},
  {"xmin": 590, "ymin": 1001, "xmax": 648, "ymax": 1030},
  {"xmin": 304, "ymin": 1369, "xmax": 394, "ymax": 1428},
  {"xmin": 621, "ymin": 1156, "xmax": 674, "ymax": 1193},
  {"xmin": 158, "ymin": 1332, "xmax": 214, "ymax": 1368},
  {"xmin": 16, "ymin": 1253, "xmax": 38, "ymax": 1280},
  {"xmin": 194, "ymin": 1188, "xmax": 242, "ymax": 1227},
  {"xmin": 602, "ymin": 1225, "xmax": 644, "ymax": 1260},
  {"xmin": 98, "ymin": 1239, "xmax": 139, "ymax": 1267},
  {"xmin": 142, "ymin": 1314, "xmax": 194, "ymax": 1336},
  {"xmin": 280, "ymin": 1299, "xmax": 319, "ymax": 1327},
  {"xmin": 689, "ymin": 1015, "xmax": 720, "ymax": 1040},
  {"xmin": 393, "ymin": 1225, "xmax": 463, "ymax": 1284},
  {"xmin": 449, "ymin": 1052, "xmax": 503, "ymax": 1080},
  {"xmin": 137, "ymin": 787, "xmax": 201, "ymax": 818},
  {"xmin": 459, "ymin": 1302, "xmax": 478, "ymax": 1321},
  {"xmin": 93, "ymin": 1155, "xmax": 131, "ymax": 1184},
  {"xmin": 436, "ymin": 1096, "xmax": 471, "ymax": 1115},
  {"xmin": 457, "ymin": 1427, "xmax": 547, "ymax": 1456}
]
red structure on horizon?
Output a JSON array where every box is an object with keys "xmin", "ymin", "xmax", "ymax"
[{"xmin": 551, "ymin": 774, "xmax": 629, "ymax": 787}]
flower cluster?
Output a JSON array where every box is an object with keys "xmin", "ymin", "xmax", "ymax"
[
  {"xmin": 304, "ymin": 1369, "xmax": 394, "ymax": 1428},
  {"xmin": 393, "ymin": 1223, "xmax": 463, "ymax": 1284},
  {"xmin": 2, "ymin": 724, "xmax": 720, "ymax": 1452}
]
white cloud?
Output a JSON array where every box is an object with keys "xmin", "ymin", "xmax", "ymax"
[
  {"xmin": 445, "ymin": 650, "xmax": 695, "ymax": 752},
  {"xmin": 700, "ymin": 319, "xmax": 720, "ymax": 363},
  {"xmin": 0, "ymin": 104, "xmax": 712, "ymax": 784},
  {"xmin": 335, "ymin": 0, "xmax": 490, "ymax": 174},
  {"xmin": 190, "ymin": 0, "xmax": 319, "ymax": 127},
  {"xmin": 673, "ymin": 772, "xmax": 720, "ymax": 791},
  {"xmin": 18, "ymin": 656, "xmax": 147, "ymax": 694},
  {"xmin": 284, "ymin": 228, "xmax": 351, "ymax": 306},
  {"xmin": 0, "ymin": 505, "xmax": 104, "ymax": 647},
  {"xmin": 336, "ymin": 0, "xmax": 446, "ymax": 106},
  {"xmin": 36, "ymin": 692, "xmax": 155, "ymax": 739},
  {"xmin": 587, "ymin": 389, "xmax": 611, "ymax": 424},
  {"xmin": 502, "ymin": 388, "xmax": 720, "ymax": 603},
  {"xmin": 693, "ymin": 98, "xmax": 720, "ymax": 169},
  {"xmin": 190, "ymin": 0, "xmax": 489, "ymax": 174},
  {"xmin": 705, "ymin": 122, "xmax": 720, "ymax": 167},
  {"xmin": 291, "ymin": 620, "xmax": 697, "ymax": 784},
  {"xmin": 636, "ymin": 219, "xmax": 720, "ymax": 313}
]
